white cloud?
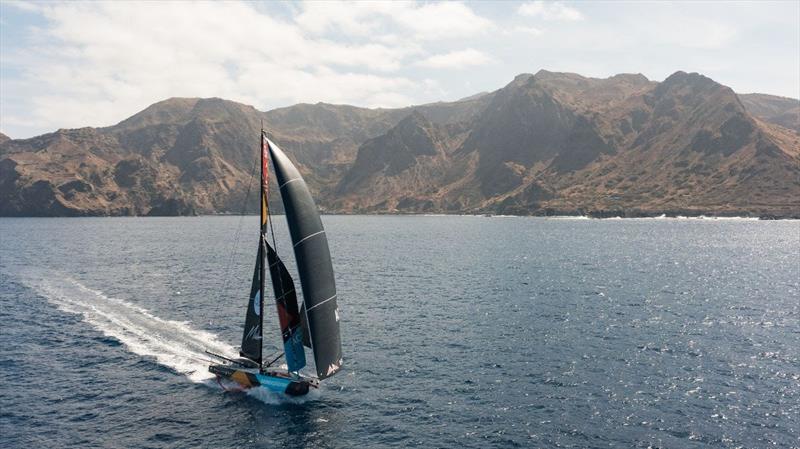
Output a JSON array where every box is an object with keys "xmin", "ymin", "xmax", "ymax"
[
  {"xmin": 644, "ymin": 17, "xmax": 736, "ymax": 50},
  {"xmin": 296, "ymin": 1, "xmax": 382, "ymax": 37},
  {"xmin": 513, "ymin": 26, "xmax": 544, "ymax": 36},
  {"xmin": 518, "ymin": 1, "xmax": 584, "ymax": 21},
  {"xmin": 1, "ymin": 0, "xmax": 798, "ymax": 138},
  {"xmin": 415, "ymin": 49, "xmax": 493, "ymax": 69},
  {"xmin": 2, "ymin": 1, "xmax": 487, "ymax": 136},
  {"xmin": 297, "ymin": 1, "xmax": 493, "ymax": 40},
  {"xmin": 391, "ymin": 2, "xmax": 494, "ymax": 39}
]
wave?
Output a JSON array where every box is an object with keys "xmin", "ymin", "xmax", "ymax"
[{"xmin": 20, "ymin": 273, "xmax": 317, "ymax": 403}]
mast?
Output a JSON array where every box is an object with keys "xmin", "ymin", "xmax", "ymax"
[
  {"xmin": 259, "ymin": 123, "xmax": 266, "ymax": 371},
  {"xmin": 239, "ymin": 128, "xmax": 267, "ymax": 365}
]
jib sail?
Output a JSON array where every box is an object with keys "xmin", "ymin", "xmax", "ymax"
[{"xmin": 265, "ymin": 242, "xmax": 306, "ymax": 372}]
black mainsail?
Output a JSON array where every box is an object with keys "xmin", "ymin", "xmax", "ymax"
[{"xmin": 266, "ymin": 136, "xmax": 343, "ymax": 380}]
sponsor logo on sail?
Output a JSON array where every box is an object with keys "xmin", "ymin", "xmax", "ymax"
[
  {"xmin": 245, "ymin": 324, "xmax": 261, "ymax": 341},
  {"xmin": 253, "ymin": 291, "xmax": 261, "ymax": 316}
]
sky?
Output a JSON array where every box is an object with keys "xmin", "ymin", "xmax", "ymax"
[{"xmin": 1, "ymin": 0, "xmax": 798, "ymax": 139}]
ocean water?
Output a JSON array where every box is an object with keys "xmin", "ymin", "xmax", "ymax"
[{"xmin": 0, "ymin": 216, "xmax": 798, "ymax": 448}]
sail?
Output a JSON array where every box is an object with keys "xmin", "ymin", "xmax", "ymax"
[
  {"xmin": 240, "ymin": 242, "xmax": 263, "ymax": 363},
  {"xmin": 265, "ymin": 242, "xmax": 306, "ymax": 372},
  {"xmin": 266, "ymin": 136, "xmax": 343, "ymax": 379},
  {"xmin": 299, "ymin": 303, "xmax": 311, "ymax": 348}
]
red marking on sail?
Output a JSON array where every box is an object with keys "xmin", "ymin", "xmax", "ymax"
[
  {"xmin": 262, "ymin": 134, "xmax": 270, "ymax": 191},
  {"xmin": 276, "ymin": 302, "xmax": 292, "ymax": 331}
]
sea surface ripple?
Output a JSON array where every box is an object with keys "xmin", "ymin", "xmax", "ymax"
[{"xmin": 0, "ymin": 216, "xmax": 798, "ymax": 448}]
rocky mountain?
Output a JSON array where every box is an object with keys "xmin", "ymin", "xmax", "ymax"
[
  {"xmin": 1, "ymin": 70, "xmax": 798, "ymax": 217},
  {"xmin": 739, "ymin": 93, "xmax": 800, "ymax": 132},
  {"xmin": 331, "ymin": 71, "xmax": 799, "ymax": 217}
]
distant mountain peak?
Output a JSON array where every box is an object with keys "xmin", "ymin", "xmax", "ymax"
[
  {"xmin": 396, "ymin": 109, "xmax": 431, "ymax": 129},
  {"xmin": 533, "ymin": 69, "xmax": 573, "ymax": 78},
  {"xmin": 532, "ymin": 70, "xmax": 652, "ymax": 87},
  {"xmin": 661, "ymin": 70, "xmax": 719, "ymax": 90},
  {"xmin": 510, "ymin": 73, "xmax": 535, "ymax": 87},
  {"xmin": 113, "ymin": 97, "xmax": 201, "ymax": 130},
  {"xmin": 608, "ymin": 73, "xmax": 650, "ymax": 84},
  {"xmin": 113, "ymin": 97, "xmax": 262, "ymax": 135}
]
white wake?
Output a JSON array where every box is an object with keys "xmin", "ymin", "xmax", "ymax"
[
  {"xmin": 24, "ymin": 274, "xmax": 235, "ymax": 383},
  {"xmin": 20, "ymin": 273, "xmax": 322, "ymax": 403}
]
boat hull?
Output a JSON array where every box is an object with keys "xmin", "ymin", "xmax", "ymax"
[{"xmin": 209, "ymin": 364, "xmax": 313, "ymax": 396}]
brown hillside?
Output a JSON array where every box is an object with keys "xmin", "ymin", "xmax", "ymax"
[{"xmin": 1, "ymin": 71, "xmax": 798, "ymax": 218}]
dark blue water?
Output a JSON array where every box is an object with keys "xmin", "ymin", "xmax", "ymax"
[{"xmin": 1, "ymin": 216, "xmax": 798, "ymax": 448}]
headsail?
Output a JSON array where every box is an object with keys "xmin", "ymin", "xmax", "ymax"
[
  {"xmin": 240, "ymin": 243, "xmax": 263, "ymax": 363},
  {"xmin": 265, "ymin": 242, "xmax": 306, "ymax": 372},
  {"xmin": 266, "ymin": 136, "xmax": 343, "ymax": 379}
]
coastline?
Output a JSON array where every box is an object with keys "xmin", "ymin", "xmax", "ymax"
[{"xmin": 1, "ymin": 211, "xmax": 797, "ymax": 220}]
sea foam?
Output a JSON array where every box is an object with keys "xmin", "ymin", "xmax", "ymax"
[{"xmin": 21, "ymin": 272, "xmax": 319, "ymax": 403}]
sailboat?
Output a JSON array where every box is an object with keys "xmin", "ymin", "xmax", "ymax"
[{"xmin": 208, "ymin": 130, "xmax": 342, "ymax": 396}]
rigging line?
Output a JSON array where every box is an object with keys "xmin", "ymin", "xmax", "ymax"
[
  {"xmin": 217, "ymin": 151, "xmax": 259, "ymax": 306},
  {"xmin": 275, "ymin": 289, "xmax": 295, "ymax": 301},
  {"xmin": 264, "ymin": 351, "xmax": 285, "ymax": 368}
]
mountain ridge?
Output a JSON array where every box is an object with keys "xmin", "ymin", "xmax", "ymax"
[{"xmin": 1, "ymin": 70, "xmax": 798, "ymax": 218}]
